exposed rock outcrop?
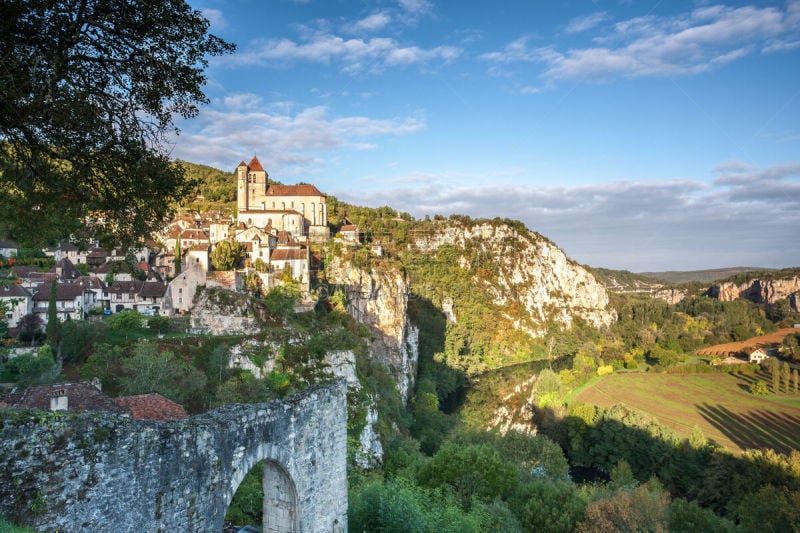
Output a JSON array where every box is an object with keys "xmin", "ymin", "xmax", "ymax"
[
  {"xmin": 189, "ymin": 288, "xmax": 261, "ymax": 335},
  {"xmin": 325, "ymin": 257, "xmax": 419, "ymax": 402},
  {"xmin": 653, "ymin": 288, "xmax": 688, "ymax": 305},
  {"xmin": 708, "ymin": 276, "xmax": 800, "ymax": 310},
  {"xmin": 413, "ymin": 221, "xmax": 616, "ymax": 335}
]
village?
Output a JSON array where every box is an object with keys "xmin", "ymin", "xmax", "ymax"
[{"xmin": 0, "ymin": 156, "xmax": 368, "ymax": 337}]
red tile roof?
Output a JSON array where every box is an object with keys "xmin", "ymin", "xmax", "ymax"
[
  {"xmin": 113, "ymin": 394, "xmax": 187, "ymax": 420},
  {"xmin": 248, "ymin": 155, "xmax": 265, "ymax": 172},
  {"xmin": 271, "ymin": 248, "xmax": 307, "ymax": 261},
  {"xmin": 265, "ymin": 184, "xmax": 323, "ymax": 197},
  {"xmin": 4, "ymin": 381, "xmax": 129, "ymax": 415}
]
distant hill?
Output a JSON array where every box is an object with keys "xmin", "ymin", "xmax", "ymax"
[
  {"xmin": 589, "ymin": 267, "xmax": 665, "ymax": 293},
  {"xmin": 636, "ymin": 267, "xmax": 773, "ymax": 284}
]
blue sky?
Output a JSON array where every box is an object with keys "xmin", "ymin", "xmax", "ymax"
[{"xmin": 173, "ymin": 0, "xmax": 800, "ymax": 271}]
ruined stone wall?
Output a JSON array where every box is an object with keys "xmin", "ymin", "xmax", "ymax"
[{"xmin": 0, "ymin": 381, "xmax": 347, "ymax": 533}]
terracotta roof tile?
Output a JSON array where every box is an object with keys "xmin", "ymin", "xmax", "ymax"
[
  {"xmin": 113, "ymin": 394, "xmax": 186, "ymax": 420},
  {"xmin": 265, "ymin": 184, "xmax": 323, "ymax": 197},
  {"xmin": 271, "ymin": 248, "xmax": 307, "ymax": 261},
  {"xmin": 248, "ymin": 155, "xmax": 265, "ymax": 172}
]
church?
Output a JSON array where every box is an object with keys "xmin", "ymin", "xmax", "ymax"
[{"xmin": 236, "ymin": 156, "xmax": 329, "ymax": 240}]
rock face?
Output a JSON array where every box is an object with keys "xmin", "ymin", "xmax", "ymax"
[
  {"xmin": 189, "ymin": 288, "xmax": 261, "ymax": 335},
  {"xmin": 326, "ymin": 257, "xmax": 419, "ymax": 402},
  {"xmin": 652, "ymin": 288, "xmax": 688, "ymax": 305},
  {"xmin": 708, "ymin": 277, "xmax": 800, "ymax": 310},
  {"xmin": 414, "ymin": 221, "xmax": 615, "ymax": 335}
]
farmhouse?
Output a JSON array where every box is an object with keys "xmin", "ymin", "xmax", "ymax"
[{"xmin": 747, "ymin": 347, "xmax": 769, "ymax": 364}]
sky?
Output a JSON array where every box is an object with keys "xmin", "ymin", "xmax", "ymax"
[{"xmin": 173, "ymin": 0, "xmax": 800, "ymax": 272}]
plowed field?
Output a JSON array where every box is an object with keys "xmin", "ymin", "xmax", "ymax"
[{"xmin": 697, "ymin": 328, "xmax": 798, "ymax": 357}]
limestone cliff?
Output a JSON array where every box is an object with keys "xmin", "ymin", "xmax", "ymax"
[
  {"xmin": 708, "ymin": 276, "xmax": 800, "ymax": 310},
  {"xmin": 413, "ymin": 220, "xmax": 615, "ymax": 335},
  {"xmin": 325, "ymin": 256, "xmax": 419, "ymax": 402}
]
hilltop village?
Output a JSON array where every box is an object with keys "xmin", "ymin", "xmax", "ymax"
[{"xmin": 0, "ymin": 156, "xmax": 361, "ymax": 333}]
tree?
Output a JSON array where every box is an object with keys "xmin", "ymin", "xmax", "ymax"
[
  {"xmin": 16, "ymin": 312, "xmax": 44, "ymax": 346},
  {"xmin": 0, "ymin": 0, "xmax": 234, "ymax": 247},
  {"xmin": 210, "ymin": 239, "xmax": 245, "ymax": 271},
  {"xmin": 782, "ymin": 362, "xmax": 792, "ymax": 394}
]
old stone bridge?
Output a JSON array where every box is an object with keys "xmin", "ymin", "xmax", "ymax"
[{"xmin": 0, "ymin": 381, "xmax": 347, "ymax": 532}]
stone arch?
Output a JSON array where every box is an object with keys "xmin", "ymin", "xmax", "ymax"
[{"xmin": 0, "ymin": 382, "xmax": 347, "ymax": 533}]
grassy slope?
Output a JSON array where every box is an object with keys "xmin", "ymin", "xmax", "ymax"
[{"xmin": 575, "ymin": 372, "xmax": 800, "ymax": 455}]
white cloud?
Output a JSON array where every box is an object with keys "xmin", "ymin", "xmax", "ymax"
[
  {"xmin": 232, "ymin": 33, "xmax": 461, "ymax": 72},
  {"xmin": 334, "ymin": 161, "xmax": 800, "ymax": 271},
  {"xmin": 566, "ymin": 12, "xmax": 608, "ymax": 34},
  {"xmin": 347, "ymin": 12, "xmax": 392, "ymax": 33},
  {"xmin": 222, "ymin": 93, "xmax": 262, "ymax": 111},
  {"xmin": 397, "ymin": 0, "xmax": 432, "ymax": 17},
  {"xmin": 482, "ymin": 3, "xmax": 800, "ymax": 83},
  {"xmin": 201, "ymin": 8, "xmax": 227, "ymax": 30},
  {"xmin": 171, "ymin": 103, "xmax": 425, "ymax": 177}
]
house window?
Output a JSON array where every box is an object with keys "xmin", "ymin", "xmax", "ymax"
[
  {"xmin": 178, "ymin": 288, "xmax": 183, "ymax": 294},
  {"xmin": 178, "ymin": 297, "xmax": 183, "ymax": 304}
]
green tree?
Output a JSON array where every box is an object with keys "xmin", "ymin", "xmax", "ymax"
[
  {"xmin": 174, "ymin": 239, "xmax": 182, "ymax": 275},
  {"xmin": 60, "ymin": 319, "xmax": 107, "ymax": 364},
  {"xmin": 0, "ymin": 345, "xmax": 58, "ymax": 386},
  {"xmin": 45, "ymin": 279, "xmax": 59, "ymax": 349},
  {"xmin": 793, "ymin": 369, "xmax": 798, "ymax": 394},
  {"xmin": 120, "ymin": 343, "xmax": 206, "ymax": 405},
  {"xmin": 16, "ymin": 313, "xmax": 43, "ymax": 345},
  {"xmin": 0, "ymin": 0, "xmax": 234, "ymax": 247},
  {"xmin": 210, "ymin": 239, "xmax": 245, "ymax": 271},
  {"xmin": 782, "ymin": 362, "xmax": 791, "ymax": 394},
  {"xmin": 415, "ymin": 442, "xmax": 521, "ymax": 509},
  {"xmin": 772, "ymin": 358, "xmax": 781, "ymax": 393}
]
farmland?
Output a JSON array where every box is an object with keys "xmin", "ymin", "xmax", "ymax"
[
  {"xmin": 697, "ymin": 327, "xmax": 798, "ymax": 357},
  {"xmin": 575, "ymin": 372, "xmax": 800, "ymax": 455}
]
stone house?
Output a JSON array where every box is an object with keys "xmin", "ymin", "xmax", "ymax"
[
  {"xmin": 32, "ymin": 282, "xmax": 95, "ymax": 323},
  {"xmin": 0, "ymin": 283, "xmax": 32, "ymax": 330},
  {"xmin": 105, "ymin": 280, "xmax": 167, "ymax": 314},
  {"xmin": 339, "ymin": 224, "xmax": 360, "ymax": 243},
  {"xmin": 270, "ymin": 248, "xmax": 310, "ymax": 288}
]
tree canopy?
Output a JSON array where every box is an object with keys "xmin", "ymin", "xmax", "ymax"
[{"xmin": 0, "ymin": 0, "xmax": 234, "ymax": 247}]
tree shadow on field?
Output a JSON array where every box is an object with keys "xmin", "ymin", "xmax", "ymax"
[{"xmin": 696, "ymin": 403, "xmax": 800, "ymax": 454}]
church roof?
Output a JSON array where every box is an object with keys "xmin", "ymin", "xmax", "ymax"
[
  {"xmin": 248, "ymin": 156, "xmax": 265, "ymax": 172},
  {"xmin": 265, "ymin": 184, "xmax": 323, "ymax": 197}
]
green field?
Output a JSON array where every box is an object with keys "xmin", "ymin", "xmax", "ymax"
[{"xmin": 575, "ymin": 372, "xmax": 800, "ymax": 455}]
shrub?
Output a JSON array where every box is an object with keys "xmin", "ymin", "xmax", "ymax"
[{"xmin": 750, "ymin": 380, "xmax": 770, "ymax": 395}]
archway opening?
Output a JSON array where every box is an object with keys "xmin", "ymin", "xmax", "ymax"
[
  {"xmin": 226, "ymin": 460, "xmax": 298, "ymax": 533},
  {"xmin": 225, "ymin": 461, "xmax": 263, "ymax": 529}
]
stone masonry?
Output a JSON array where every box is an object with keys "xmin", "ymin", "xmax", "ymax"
[{"xmin": 0, "ymin": 381, "xmax": 347, "ymax": 532}]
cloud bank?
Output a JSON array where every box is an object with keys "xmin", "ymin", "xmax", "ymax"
[{"xmin": 333, "ymin": 161, "xmax": 800, "ymax": 271}]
